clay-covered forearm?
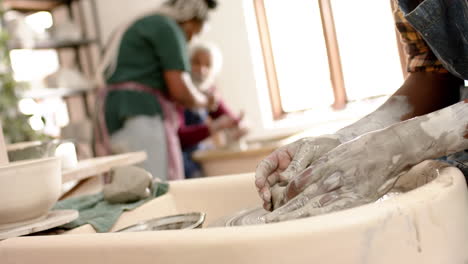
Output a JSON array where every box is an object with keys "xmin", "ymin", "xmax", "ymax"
[
  {"xmin": 392, "ymin": 100, "xmax": 468, "ymax": 165},
  {"xmin": 358, "ymin": 100, "xmax": 468, "ymax": 181},
  {"xmin": 335, "ymin": 72, "xmax": 462, "ymax": 142},
  {"xmin": 164, "ymin": 71, "xmax": 208, "ymax": 108},
  {"xmin": 266, "ymin": 102, "xmax": 467, "ymax": 221},
  {"xmin": 335, "ymin": 95, "xmax": 412, "ymax": 142}
]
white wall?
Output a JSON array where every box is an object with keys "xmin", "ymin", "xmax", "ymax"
[
  {"xmin": 95, "ymin": 0, "xmax": 165, "ymax": 45},
  {"xmin": 196, "ymin": 0, "xmax": 273, "ymax": 138}
]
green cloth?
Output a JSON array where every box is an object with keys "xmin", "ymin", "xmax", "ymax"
[
  {"xmin": 105, "ymin": 14, "xmax": 190, "ymax": 134},
  {"xmin": 53, "ymin": 182, "xmax": 169, "ymax": 233}
]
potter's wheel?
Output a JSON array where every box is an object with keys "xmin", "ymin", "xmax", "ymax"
[
  {"xmin": 210, "ymin": 207, "xmax": 269, "ymax": 227},
  {"xmin": 116, "ymin": 212, "xmax": 206, "ymax": 232},
  {"xmin": 211, "ymin": 192, "xmax": 404, "ymax": 228}
]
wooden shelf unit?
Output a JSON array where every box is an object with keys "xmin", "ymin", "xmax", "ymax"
[
  {"xmin": 3, "ymin": 0, "xmax": 75, "ymax": 12},
  {"xmin": 9, "ymin": 38, "xmax": 96, "ymax": 50}
]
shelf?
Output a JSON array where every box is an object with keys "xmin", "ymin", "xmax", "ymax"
[
  {"xmin": 18, "ymin": 86, "xmax": 94, "ymax": 99},
  {"xmin": 10, "ymin": 39, "xmax": 96, "ymax": 50},
  {"xmin": 3, "ymin": 0, "xmax": 74, "ymax": 12},
  {"xmin": 62, "ymin": 152, "xmax": 148, "ymax": 183}
]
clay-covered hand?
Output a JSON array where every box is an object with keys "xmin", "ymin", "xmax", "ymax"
[
  {"xmin": 265, "ymin": 100, "xmax": 468, "ymax": 222},
  {"xmin": 265, "ymin": 129, "xmax": 408, "ymax": 222},
  {"xmin": 255, "ymin": 136, "xmax": 342, "ymax": 211}
]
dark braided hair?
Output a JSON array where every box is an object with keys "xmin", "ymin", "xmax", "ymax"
[{"xmin": 204, "ymin": 0, "xmax": 217, "ymax": 9}]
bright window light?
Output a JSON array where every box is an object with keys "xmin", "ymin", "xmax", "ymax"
[
  {"xmin": 264, "ymin": 0, "xmax": 334, "ymax": 113},
  {"xmin": 29, "ymin": 115, "xmax": 45, "ymax": 131},
  {"xmin": 11, "ymin": 11, "xmax": 58, "ymax": 84},
  {"xmin": 25, "ymin": 11, "xmax": 53, "ymax": 33},
  {"xmin": 10, "ymin": 49, "xmax": 59, "ymax": 82},
  {"xmin": 331, "ymin": 0, "xmax": 403, "ymax": 100},
  {"xmin": 18, "ymin": 98, "xmax": 39, "ymax": 115}
]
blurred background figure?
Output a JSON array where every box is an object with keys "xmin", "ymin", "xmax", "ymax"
[
  {"xmin": 95, "ymin": 0, "xmax": 219, "ymax": 181},
  {"xmin": 179, "ymin": 42, "xmax": 247, "ymax": 178}
]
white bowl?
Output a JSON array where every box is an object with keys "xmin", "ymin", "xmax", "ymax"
[{"xmin": 0, "ymin": 157, "xmax": 61, "ymax": 227}]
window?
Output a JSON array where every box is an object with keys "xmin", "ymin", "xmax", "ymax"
[
  {"xmin": 331, "ymin": 0, "xmax": 403, "ymax": 101},
  {"xmin": 10, "ymin": 49, "xmax": 59, "ymax": 83},
  {"xmin": 254, "ymin": 0, "xmax": 404, "ymax": 119}
]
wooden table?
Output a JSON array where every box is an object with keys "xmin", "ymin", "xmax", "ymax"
[
  {"xmin": 191, "ymin": 128, "xmax": 330, "ymax": 177},
  {"xmin": 192, "ymin": 136, "xmax": 297, "ymax": 177}
]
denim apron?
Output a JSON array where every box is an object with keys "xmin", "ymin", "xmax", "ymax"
[
  {"xmin": 398, "ymin": 0, "xmax": 468, "ymax": 80},
  {"xmin": 398, "ymin": 0, "xmax": 468, "ymax": 179}
]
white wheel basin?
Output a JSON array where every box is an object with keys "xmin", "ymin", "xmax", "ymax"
[{"xmin": 1, "ymin": 162, "xmax": 467, "ymax": 264}]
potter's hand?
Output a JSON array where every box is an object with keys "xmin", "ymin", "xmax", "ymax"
[
  {"xmin": 266, "ymin": 101, "xmax": 468, "ymax": 221},
  {"xmin": 265, "ymin": 129, "xmax": 409, "ymax": 222},
  {"xmin": 255, "ymin": 136, "xmax": 341, "ymax": 211}
]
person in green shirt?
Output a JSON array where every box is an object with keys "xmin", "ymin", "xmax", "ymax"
[{"xmin": 95, "ymin": 0, "xmax": 218, "ymax": 181}]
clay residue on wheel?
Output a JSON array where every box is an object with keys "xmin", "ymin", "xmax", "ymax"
[{"xmin": 213, "ymin": 160, "xmax": 447, "ymax": 227}]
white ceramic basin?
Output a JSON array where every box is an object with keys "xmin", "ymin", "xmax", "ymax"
[
  {"xmin": 0, "ymin": 162, "xmax": 467, "ymax": 264},
  {"xmin": 0, "ymin": 157, "xmax": 61, "ymax": 227}
]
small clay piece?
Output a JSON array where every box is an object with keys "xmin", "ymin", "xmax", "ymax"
[{"xmin": 103, "ymin": 166, "xmax": 153, "ymax": 204}]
